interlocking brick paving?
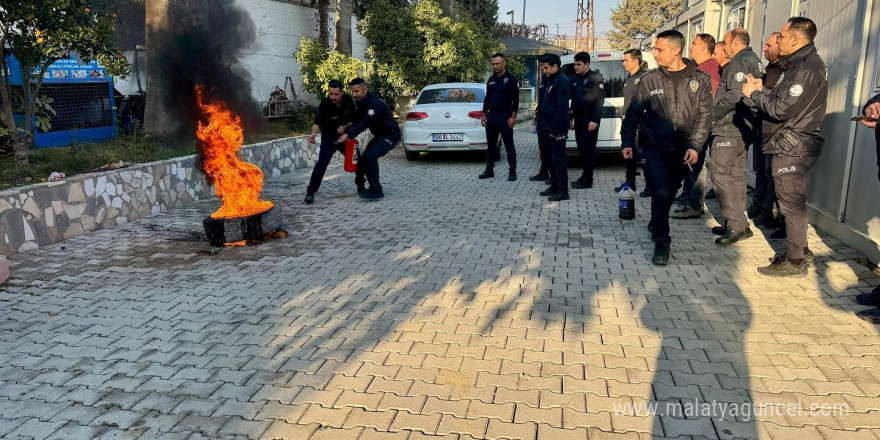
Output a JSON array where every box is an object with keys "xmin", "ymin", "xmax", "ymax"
[{"xmin": 1, "ymin": 126, "xmax": 879, "ymax": 440}]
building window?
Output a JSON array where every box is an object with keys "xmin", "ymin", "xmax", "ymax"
[
  {"xmin": 692, "ymin": 19, "xmax": 704, "ymax": 36},
  {"xmin": 727, "ymin": 2, "xmax": 746, "ymax": 31}
]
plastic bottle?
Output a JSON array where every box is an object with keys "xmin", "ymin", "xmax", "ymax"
[{"xmin": 618, "ymin": 182, "xmax": 635, "ymax": 220}]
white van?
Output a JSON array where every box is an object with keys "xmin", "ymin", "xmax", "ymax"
[{"xmin": 559, "ymin": 50, "xmax": 658, "ymax": 155}]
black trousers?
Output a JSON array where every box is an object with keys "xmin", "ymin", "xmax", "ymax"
[
  {"xmin": 539, "ymin": 129, "xmax": 568, "ymax": 193},
  {"xmin": 485, "ymin": 112, "xmax": 516, "ymax": 169},
  {"xmin": 355, "ymin": 135, "xmax": 399, "ymax": 192},
  {"xmin": 710, "ymin": 134, "xmax": 749, "ymax": 232},
  {"xmin": 573, "ymin": 114, "xmax": 598, "ymax": 183},
  {"xmin": 753, "ymin": 149, "xmax": 777, "ymax": 212},
  {"xmin": 771, "ymin": 155, "xmax": 818, "ymax": 260},
  {"xmin": 306, "ymin": 135, "xmax": 345, "ymax": 195},
  {"xmin": 642, "ymin": 144, "xmax": 690, "ymax": 239}
]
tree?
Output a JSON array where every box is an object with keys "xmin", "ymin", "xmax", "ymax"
[
  {"xmin": 438, "ymin": 0, "xmax": 455, "ymax": 16},
  {"xmin": 493, "ymin": 22, "xmax": 551, "ymax": 43},
  {"xmin": 607, "ymin": 0, "xmax": 681, "ymax": 50},
  {"xmin": 334, "ymin": 0, "xmax": 353, "ymax": 55},
  {"xmin": 143, "ymin": 0, "xmax": 169, "ymax": 135},
  {"xmin": 357, "ymin": 0, "xmax": 501, "ymax": 105},
  {"xmin": 317, "ymin": 0, "xmax": 330, "ymax": 48},
  {"xmin": 456, "ymin": 0, "xmax": 498, "ymax": 32},
  {"xmin": 0, "ymin": 0, "xmax": 128, "ymax": 169}
]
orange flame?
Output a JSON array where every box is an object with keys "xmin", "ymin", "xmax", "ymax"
[{"xmin": 195, "ymin": 85, "xmax": 274, "ymax": 219}]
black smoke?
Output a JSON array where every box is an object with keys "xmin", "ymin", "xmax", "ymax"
[{"xmin": 151, "ymin": 0, "xmax": 262, "ymax": 141}]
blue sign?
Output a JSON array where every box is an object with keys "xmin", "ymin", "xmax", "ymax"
[{"xmin": 4, "ymin": 55, "xmax": 110, "ymax": 85}]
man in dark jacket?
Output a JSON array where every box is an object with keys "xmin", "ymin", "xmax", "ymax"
[
  {"xmin": 338, "ymin": 78, "xmax": 401, "ymax": 200},
  {"xmin": 535, "ymin": 53, "xmax": 572, "ymax": 202},
  {"xmin": 709, "ymin": 28, "xmax": 765, "ymax": 246},
  {"xmin": 479, "ymin": 53, "xmax": 520, "ymax": 181},
  {"xmin": 569, "ymin": 51, "xmax": 605, "ymax": 189},
  {"xmin": 749, "ymin": 32, "xmax": 785, "ymax": 228},
  {"xmin": 305, "ymin": 80, "xmax": 357, "ymax": 204},
  {"xmin": 743, "ymin": 17, "xmax": 828, "ymax": 276},
  {"xmin": 622, "ymin": 30, "xmax": 713, "ymax": 265},
  {"xmin": 855, "ymin": 93, "xmax": 880, "ymax": 323},
  {"xmin": 621, "ymin": 49, "xmax": 649, "ymax": 195}
]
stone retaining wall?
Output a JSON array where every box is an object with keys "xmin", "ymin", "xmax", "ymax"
[{"xmin": 0, "ymin": 136, "xmax": 317, "ymax": 257}]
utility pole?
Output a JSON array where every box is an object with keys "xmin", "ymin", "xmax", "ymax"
[
  {"xmin": 506, "ymin": 9, "xmax": 515, "ymax": 28},
  {"xmin": 521, "ymin": 0, "xmax": 527, "ymax": 37},
  {"xmin": 575, "ymin": 0, "xmax": 594, "ymax": 52}
]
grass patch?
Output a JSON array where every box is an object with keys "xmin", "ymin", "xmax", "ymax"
[{"xmin": 0, "ymin": 118, "xmax": 311, "ymax": 191}]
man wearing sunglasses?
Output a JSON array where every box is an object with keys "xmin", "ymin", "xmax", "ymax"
[{"xmin": 742, "ymin": 17, "xmax": 828, "ymax": 277}]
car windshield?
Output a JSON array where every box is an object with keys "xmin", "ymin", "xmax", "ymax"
[
  {"xmin": 563, "ymin": 60, "xmax": 628, "ymax": 99},
  {"xmin": 416, "ymin": 87, "xmax": 485, "ymax": 104}
]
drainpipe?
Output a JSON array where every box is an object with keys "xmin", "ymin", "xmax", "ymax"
[{"xmin": 834, "ymin": 0, "xmax": 875, "ymax": 222}]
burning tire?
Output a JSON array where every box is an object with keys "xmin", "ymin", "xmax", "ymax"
[{"xmin": 203, "ymin": 205, "xmax": 283, "ymax": 246}]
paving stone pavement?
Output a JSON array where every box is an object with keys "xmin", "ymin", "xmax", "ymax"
[{"xmin": 2, "ymin": 126, "xmax": 880, "ymax": 440}]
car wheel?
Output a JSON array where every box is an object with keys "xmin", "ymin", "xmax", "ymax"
[{"xmin": 405, "ymin": 149, "xmax": 420, "ymax": 161}]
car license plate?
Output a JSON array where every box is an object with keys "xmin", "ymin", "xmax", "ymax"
[{"xmin": 432, "ymin": 133, "xmax": 463, "ymax": 142}]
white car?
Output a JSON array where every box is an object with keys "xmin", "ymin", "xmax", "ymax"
[
  {"xmin": 402, "ymin": 83, "xmax": 489, "ymax": 160},
  {"xmin": 560, "ymin": 51, "xmax": 658, "ymax": 155}
]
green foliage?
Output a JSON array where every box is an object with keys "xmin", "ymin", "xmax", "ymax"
[
  {"xmin": 282, "ymin": 104, "xmax": 320, "ymax": 134},
  {"xmin": 0, "ymin": 0, "xmax": 129, "ymax": 168},
  {"xmin": 295, "ymin": 37, "xmax": 330, "ymax": 98},
  {"xmin": 607, "ymin": 0, "xmax": 682, "ymax": 50},
  {"xmin": 505, "ymin": 55, "xmax": 526, "ymax": 80},
  {"xmin": 358, "ymin": 0, "xmax": 501, "ymax": 104},
  {"xmin": 295, "ymin": 38, "xmax": 368, "ymax": 99},
  {"xmin": 456, "ymin": 0, "xmax": 499, "ymax": 33}
]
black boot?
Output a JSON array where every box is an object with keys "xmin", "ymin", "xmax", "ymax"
[
  {"xmin": 479, "ymin": 168, "xmax": 494, "ymax": 179},
  {"xmin": 856, "ymin": 307, "xmax": 880, "ymax": 324},
  {"xmin": 539, "ymin": 187, "xmax": 559, "ymax": 196},
  {"xmin": 529, "ymin": 172, "xmax": 549, "ymax": 181},
  {"xmin": 508, "ymin": 167, "xmax": 517, "ymax": 181},
  {"xmin": 652, "ymin": 236, "xmax": 671, "ymax": 266},
  {"xmin": 770, "ymin": 224, "xmax": 787, "ymax": 239},
  {"xmin": 548, "ymin": 192, "xmax": 569, "ymax": 201},
  {"xmin": 715, "ymin": 228, "xmax": 754, "ymax": 246},
  {"xmin": 304, "ymin": 193, "xmax": 315, "ymax": 204},
  {"xmin": 856, "ymin": 285, "xmax": 880, "ymax": 306}
]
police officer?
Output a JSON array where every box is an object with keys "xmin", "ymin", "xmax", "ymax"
[
  {"xmin": 535, "ymin": 53, "xmax": 572, "ymax": 201},
  {"xmin": 742, "ymin": 17, "xmax": 828, "ymax": 276},
  {"xmin": 305, "ymin": 80, "xmax": 357, "ymax": 204},
  {"xmin": 855, "ymin": 93, "xmax": 880, "ymax": 323},
  {"xmin": 479, "ymin": 53, "xmax": 520, "ymax": 181},
  {"xmin": 749, "ymin": 32, "xmax": 785, "ymax": 229},
  {"xmin": 569, "ymin": 51, "xmax": 605, "ymax": 189},
  {"xmin": 621, "ymin": 48, "xmax": 650, "ymax": 196},
  {"xmin": 622, "ymin": 30, "xmax": 713, "ymax": 265},
  {"xmin": 709, "ymin": 28, "xmax": 764, "ymax": 246},
  {"xmin": 338, "ymin": 78, "xmax": 401, "ymax": 201}
]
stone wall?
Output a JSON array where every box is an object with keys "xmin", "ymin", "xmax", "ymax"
[{"xmin": 0, "ymin": 136, "xmax": 317, "ymax": 257}]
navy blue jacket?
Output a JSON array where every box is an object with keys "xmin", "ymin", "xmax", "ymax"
[
  {"xmin": 314, "ymin": 94, "xmax": 356, "ymax": 136},
  {"xmin": 865, "ymin": 93, "xmax": 880, "ymax": 173},
  {"xmin": 570, "ymin": 70, "xmax": 605, "ymax": 125},
  {"xmin": 348, "ymin": 92, "xmax": 400, "ymax": 139},
  {"xmin": 483, "ymin": 71, "xmax": 520, "ymax": 114},
  {"xmin": 536, "ymin": 71, "xmax": 572, "ymax": 136}
]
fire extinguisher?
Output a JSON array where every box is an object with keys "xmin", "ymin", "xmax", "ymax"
[{"xmin": 344, "ymin": 138, "xmax": 360, "ymax": 173}]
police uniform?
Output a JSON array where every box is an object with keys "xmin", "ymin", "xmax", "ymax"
[
  {"xmin": 307, "ymin": 94, "xmax": 357, "ymax": 196},
  {"xmin": 710, "ymin": 47, "xmax": 764, "ymax": 238},
  {"xmin": 348, "ymin": 92, "xmax": 401, "ymax": 197},
  {"xmin": 622, "ymin": 65, "xmax": 649, "ymax": 188},
  {"xmin": 570, "ymin": 69, "xmax": 605, "ymax": 187},
  {"xmin": 750, "ymin": 42, "xmax": 828, "ymax": 267},
  {"xmin": 621, "ymin": 59, "xmax": 713, "ymax": 260},
  {"xmin": 857, "ymin": 93, "xmax": 880, "ymax": 322},
  {"xmin": 536, "ymin": 70, "xmax": 572, "ymax": 199},
  {"xmin": 483, "ymin": 71, "xmax": 520, "ymax": 174},
  {"xmin": 752, "ymin": 60, "xmax": 785, "ymax": 216}
]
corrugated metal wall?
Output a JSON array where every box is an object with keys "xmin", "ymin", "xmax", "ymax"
[{"xmin": 745, "ymin": 0, "xmax": 880, "ymax": 260}]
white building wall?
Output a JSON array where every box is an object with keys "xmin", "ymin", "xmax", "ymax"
[{"xmin": 236, "ymin": 0, "xmax": 368, "ymax": 104}]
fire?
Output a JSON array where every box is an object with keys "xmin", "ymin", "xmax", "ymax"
[{"xmin": 195, "ymin": 85, "xmax": 274, "ymax": 219}]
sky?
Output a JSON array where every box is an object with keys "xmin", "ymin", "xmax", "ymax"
[{"xmin": 497, "ymin": 0, "xmax": 620, "ymax": 39}]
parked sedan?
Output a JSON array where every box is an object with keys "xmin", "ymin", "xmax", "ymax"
[{"xmin": 402, "ymin": 83, "xmax": 489, "ymax": 160}]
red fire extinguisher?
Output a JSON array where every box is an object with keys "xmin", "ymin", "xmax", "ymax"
[{"xmin": 344, "ymin": 139, "xmax": 360, "ymax": 173}]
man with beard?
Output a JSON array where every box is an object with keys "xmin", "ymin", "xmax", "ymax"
[
  {"xmin": 479, "ymin": 53, "xmax": 519, "ymax": 181},
  {"xmin": 742, "ymin": 17, "xmax": 828, "ymax": 276},
  {"xmin": 305, "ymin": 80, "xmax": 357, "ymax": 204}
]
